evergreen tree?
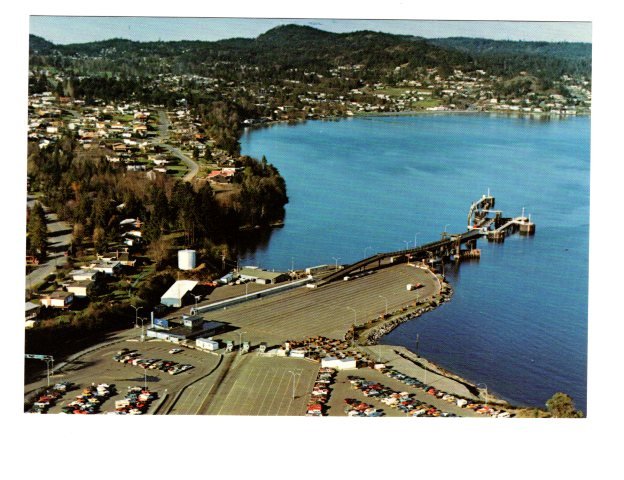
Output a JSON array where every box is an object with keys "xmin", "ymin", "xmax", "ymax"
[{"xmin": 27, "ymin": 202, "xmax": 48, "ymax": 258}]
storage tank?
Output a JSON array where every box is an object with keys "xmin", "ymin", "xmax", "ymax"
[{"xmin": 178, "ymin": 249, "xmax": 196, "ymax": 270}]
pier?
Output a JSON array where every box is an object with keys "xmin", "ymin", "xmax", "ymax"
[
  {"xmin": 318, "ymin": 193, "xmax": 534, "ymax": 285},
  {"xmin": 486, "ymin": 208, "xmax": 536, "ymax": 242}
]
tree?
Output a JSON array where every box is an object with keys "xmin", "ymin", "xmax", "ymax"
[
  {"xmin": 72, "ymin": 223, "xmax": 85, "ymax": 247},
  {"xmin": 546, "ymin": 392, "xmax": 583, "ymax": 418},
  {"xmin": 148, "ymin": 236, "xmax": 173, "ymax": 269},
  {"xmin": 93, "ymin": 226, "xmax": 106, "ymax": 254},
  {"xmin": 170, "ymin": 181, "xmax": 199, "ymax": 246},
  {"xmin": 27, "ymin": 202, "xmax": 48, "ymax": 258}
]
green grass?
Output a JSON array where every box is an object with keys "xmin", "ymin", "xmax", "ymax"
[
  {"xmin": 411, "ymin": 98, "xmax": 443, "ymax": 109},
  {"xmin": 365, "ymin": 86, "xmax": 420, "ymax": 97},
  {"xmin": 114, "ymin": 114, "xmax": 135, "ymax": 123},
  {"xmin": 166, "ymin": 164, "xmax": 188, "ymax": 177}
]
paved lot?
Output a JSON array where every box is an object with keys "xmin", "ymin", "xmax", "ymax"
[
  {"xmin": 202, "ymin": 263, "xmax": 438, "ymax": 348},
  {"xmin": 326, "ymin": 367, "xmax": 481, "ymax": 418},
  {"xmin": 29, "ymin": 339, "xmax": 221, "ymax": 414},
  {"xmin": 202, "ymin": 356, "xmax": 319, "ymax": 416},
  {"xmin": 26, "ymin": 262, "xmax": 446, "ymax": 416}
]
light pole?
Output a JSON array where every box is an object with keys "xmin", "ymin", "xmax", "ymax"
[
  {"xmin": 403, "ymin": 240, "xmax": 410, "ymax": 250},
  {"xmin": 364, "ymin": 246, "xmax": 373, "ymax": 257},
  {"xmin": 414, "ymin": 233, "xmax": 419, "ymax": 249},
  {"xmin": 443, "ymin": 224, "xmax": 450, "ymax": 238},
  {"xmin": 237, "ymin": 331, "xmax": 247, "ymax": 355},
  {"xmin": 378, "ymin": 294, "xmax": 388, "ymax": 316},
  {"xmin": 193, "ymin": 294, "xmax": 201, "ymax": 313},
  {"xmin": 477, "ymin": 383, "xmax": 489, "ymax": 407},
  {"xmin": 131, "ymin": 305, "xmax": 142, "ymax": 328},
  {"xmin": 332, "ymin": 257, "xmax": 340, "ymax": 272},
  {"xmin": 288, "ymin": 370, "xmax": 301, "ymax": 400},
  {"xmin": 139, "ymin": 316, "xmax": 147, "ymax": 342}
]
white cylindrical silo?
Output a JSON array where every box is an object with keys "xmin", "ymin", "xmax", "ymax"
[{"xmin": 178, "ymin": 249, "xmax": 197, "ymax": 270}]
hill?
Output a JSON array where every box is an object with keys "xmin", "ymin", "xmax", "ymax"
[{"xmin": 29, "ymin": 25, "xmax": 591, "ymax": 82}]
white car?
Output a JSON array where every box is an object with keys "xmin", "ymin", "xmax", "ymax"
[{"xmin": 169, "ymin": 348, "xmax": 183, "ymax": 354}]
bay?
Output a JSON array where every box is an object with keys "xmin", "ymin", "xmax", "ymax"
[{"xmin": 239, "ymin": 113, "xmax": 590, "ymax": 413}]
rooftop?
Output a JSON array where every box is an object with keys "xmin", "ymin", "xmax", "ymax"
[{"xmin": 161, "ymin": 280, "xmax": 198, "ymax": 300}]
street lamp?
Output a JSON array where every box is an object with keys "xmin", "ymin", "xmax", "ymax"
[
  {"xmin": 288, "ymin": 370, "xmax": 301, "ymax": 400},
  {"xmin": 332, "ymin": 257, "xmax": 341, "ymax": 271},
  {"xmin": 193, "ymin": 294, "xmax": 201, "ymax": 313},
  {"xmin": 364, "ymin": 246, "xmax": 373, "ymax": 257},
  {"xmin": 131, "ymin": 305, "xmax": 142, "ymax": 328},
  {"xmin": 414, "ymin": 233, "xmax": 419, "ymax": 248},
  {"xmin": 378, "ymin": 294, "xmax": 388, "ymax": 316},
  {"xmin": 403, "ymin": 240, "xmax": 410, "ymax": 250},
  {"xmin": 138, "ymin": 316, "xmax": 147, "ymax": 342}
]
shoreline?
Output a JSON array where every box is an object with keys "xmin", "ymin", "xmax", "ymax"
[
  {"xmin": 243, "ymin": 107, "xmax": 590, "ymax": 132},
  {"xmin": 353, "ymin": 272, "xmax": 515, "ymax": 409}
]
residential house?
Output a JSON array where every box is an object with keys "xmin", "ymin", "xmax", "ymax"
[
  {"xmin": 112, "ymin": 143, "xmax": 127, "ymax": 152},
  {"xmin": 69, "ymin": 269, "xmax": 100, "ymax": 282},
  {"xmin": 86, "ymin": 260, "xmax": 122, "ymax": 276},
  {"xmin": 25, "ymin": 301, "xmax": 41, "ymax": 321},
  {"xmin": 66, "ymin": 280, "xmax": 93, "ymax": 298},
  {"xmin": 207, "ymin": 169, "xmax": 236, "ymax": 183},
  {"xmin": 40, "ymin": 291, "xmax": 74, "ymax": 309}
]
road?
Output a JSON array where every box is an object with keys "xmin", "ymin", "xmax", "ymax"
[
  {"xmin": 26, "ymin": 195, "xmax": 73, "ymax": 289},
  {"xmin": 155, "ymin": 109, "xmax": 199, "ymax": 182}
]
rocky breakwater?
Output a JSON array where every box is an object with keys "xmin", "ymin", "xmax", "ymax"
[{"xmin": 354, "ymin": 278, "xmax": 454, "ymax": 346}]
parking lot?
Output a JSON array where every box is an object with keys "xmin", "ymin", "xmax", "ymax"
[
  {"xmin": 27, "ymin": 339, "xmax": 221, "ymax": 414},
  {"xmin": 325, "ymin": 368, "xmax": 481, "ymax": 418}
]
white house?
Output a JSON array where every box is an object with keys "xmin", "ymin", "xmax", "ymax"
[
  {"xmin": 87, "ymin": 260, "xmax": 121, "ymax": 276},
  {"xmin": 66, "ymin": 281, "xmax": 93, "ymax": 298},
  {"xmin": 40, "ymin": 291, "xmax": 74, "ymax": 309},
  {"xmin": 25, "ymin": 302, "xmax": 41, "ymax": 321},
  {"xmin": 69, "ymin": 269, "xmax": 99, "ymax": 282}
]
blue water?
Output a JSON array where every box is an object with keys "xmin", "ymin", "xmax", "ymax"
[{"xmin": 239, "ymin": 113, "xmax": 590, "ymax": 413}]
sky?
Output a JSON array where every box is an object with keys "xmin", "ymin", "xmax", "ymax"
[{"xmin": 29, "ymin": 17, "xmax": 592, "ymax": 45}]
